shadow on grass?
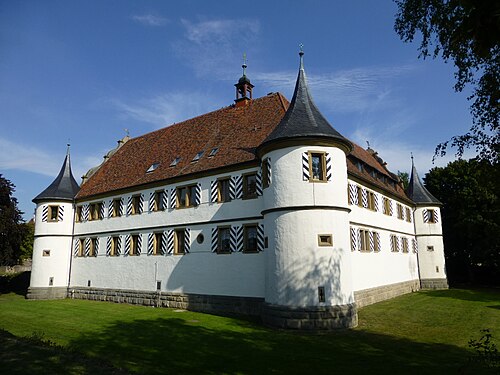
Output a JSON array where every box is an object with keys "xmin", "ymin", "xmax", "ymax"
[
  {"xmin": 68, "ymin": 316, "xmax": 494, "ymax": 374},
  {"xmin": 421, "ymin": 288, "xmax": 500, "ymax": 303},
  {"xmin": 0, "ymin": 271, "xmax": 30, "ymax": 296}
]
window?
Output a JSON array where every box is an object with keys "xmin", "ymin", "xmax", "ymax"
[
  {"xmin": 208, "ymin": 147, "xmax": 219, "ymax": 157},
  {"xmin": 177, "ymin": 185, "xmax": 197, "ymax": 208},
  {"xmin": 75, "ymin": 206, "xmax": 83, "ymax": 222},
  {"xmin": 131, "ymin": 195, "xmax": 141, "ymax": 215},
  {"xmin": 113, "ymin": 199, "xmax": 122, "ymax": 217},
  {"xmin": 78, "ymin": 239, "xmax": 85, "ymax": 257},
  {"xmin": 427, "ymin": 209, "xmax": 436, "ymax": 223},
  {"xmin": 217, "ymin": 227, "xmax": 231, "ymax": 254},
  {"xmin": 356, "ymin": 186, "xmax": 363, "ymax": 207},
  {"xmin": 130, "ymin": 234, "xmax": 140, "ymax": 256},
  {"xmin": 48, "ymin": 205, "xmax": 59, "ymax": 222},
  {"xmin": 154, "ymin": 232, "xmax": 163, "ymax": 255},
  {"xmin": 427, "ymin": 245, "xmax": 434, "ymax": 252},
  {"xmin": 170, "ymin": 157, "xmax": 181, "ymax": 167},
  {"xmin": 153, "ymin": 190, "xmax": 165, "ymax": 211},
  {"xmin": 318, "ymin": 234, "xmax": 333, "ymax": 247},
  {"xmin": 405, "ymin": 207, "xmax": 411, "ymax": 222},
  {"xmin": 42, "ymin": 250, "xmax": 50, "ymax": 257},
  {"xmin": 373, "ymin": 233, "xmax": 380, "ymax": 252},
  {"xmin": 397, "ymin": 203, "xmax": 404, "ymax": 220},
  {"xmin": 243, "ymin": 173, "xmax": 257, "ymax": 199},
  {"xmin": 146, "ymin": 162, "xmax": 160, "ymax": 173},
  {"xmin": 89, "ymin": 238, "xmax": 97, "ymax": 256},
  {"xmin": 383, "ymin": 197, "xmax": 391, "ymax": 215},
  {"xmin": 218, "ymin": 178, "xmax": 231, "ymax": 203},
  {"xmin": 192, "ymin": 151, "xmax": 204, "ymax": 162},
  {"xmin": 262, "ymin": 158, "xmax": 270, "ymax": 188},
  {"xmin": 402, "ymin": 238, "xmax": 409, "ymax": 253},
  {"xmin": 89, "ymin": 202, "xmax": 102, "ymax": 221},
  {"xmin": 243, "ymin": 225, "xmax": 258, "ymax": 253},
  {"xmin": 309, "ymin": 152, "xmax": 326, "ymax": 181},
  {"xmin": 367, "ymin": 191, "xmax": 375, "ymax": 211},
  {"xmin": 359, "ymin": 230, "xmax": 370, "ymax": 251},
  {"xmin": 174, "ymin": 229, "xmax": 185, "ymax": 255},
  {"xmin": 111, "ymin": 236, "xmax": 120, "ymax": 256},
  {"xmin": 390, "ymin": 235, "xmax": 398, "ymax": 252}
]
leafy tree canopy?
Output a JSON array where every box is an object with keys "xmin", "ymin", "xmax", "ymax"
[
  {"xmin": 424, "ymin": 159, "xmax": 499, "ymax": 284},
  {"xmin": 395, "ymin": 0, "xmax": 500, "ymax": 162},
  {"xmin": 0, "ymin": 175, "xmax": 25, "ymax": 266}
]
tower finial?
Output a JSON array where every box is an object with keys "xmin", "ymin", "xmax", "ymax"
[
  {"xmin": 242, "ymin": 52, "xmax": 247, "ymax": 76},
  {"xmin": 66, "ymin": 141, "xmax": 71, "ymax": 156},
  {"xmin": 411, "ymin": 152, "xmax": 414, "ymax": 165},
  {"xmin": 299, "ymin": 43, "xmax": 304, "ymax": 69}
]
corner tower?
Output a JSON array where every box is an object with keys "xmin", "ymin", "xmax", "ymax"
[
  {"xmin": 28, "ymin": 147, "xmax": 80, "ymax": 299},
  {"xmin": 257, "ymin": 50, "xmax": 356, "ymax": 329},
  {"xmin": 408, "ymin": 159, "xmax": 448, "ymax": 289}
]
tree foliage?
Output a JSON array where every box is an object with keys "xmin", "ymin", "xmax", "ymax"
[
  {"xmin": 424, "ymin": 159, "xmax": 499, "ymax": 285},
  {"xmin": 0, "ymin": 175, "xmax": 25, "ymax": 266},
  {"xmin": 397, "ymin": 170, "xmax": 409, "ymax": 191},
  {"xmin": 394, "ymin": 0, "xmax": 500, "ymax": 162}
]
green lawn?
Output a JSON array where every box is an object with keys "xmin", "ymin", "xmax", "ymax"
[{"xmin": 0, "ymin": 289, "xmax": 499, "ymax": 374}]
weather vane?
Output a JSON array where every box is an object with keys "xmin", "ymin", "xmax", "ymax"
[
  {"xmin": 242, "ymin": 52, "xmax": 247, "ymax": 75},
  {"xmin": 299, "ymin": 43, "xmax": 304, "ymax": 53},
  {"xmin": 125, "ymin": 128, "xmax": 129, "ymax": 137}
]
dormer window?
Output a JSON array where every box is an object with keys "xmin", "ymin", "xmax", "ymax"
[
  {"xmin": 146, "ymin": 162, "xmax": 160, "ymax": 173},
  {"xmin": 170, "ymin": 157, "xmax": 181, "ymax": 167},
  {"xmin": 192, "ymin": 151, "xmax": 204, "ymax": 163},
  {"xmin": 208, "ymin": 148, "xmax": 219, "ymax": 157}
]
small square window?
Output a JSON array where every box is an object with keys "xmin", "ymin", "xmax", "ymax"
[
  {"xmin": 42, "ymin": 250, "xmax": 51, "ymax": 257},
  {"xmin": 318, "ymin": 234, "xmax": 333, "ymax": 247},
  {"xmin": 427, "ymin": 245, "xmax": 434, "ymax": 252},
  {"xmin": 49, "ymin": 277, "xmax": 54, "ymax": 286},
  {"xmin": 156, "ymin": 281, "xmax": 162, "ymax": 290}
]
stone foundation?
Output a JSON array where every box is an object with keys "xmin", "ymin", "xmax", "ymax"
[
  {"xmin": 354, "ymin": 280, "xmax": 420, "ymax": 308},
  {"xmin": 69, "ymin": 287, "xmax": 264, "ymax": 317},
  {"xmin": 420, "ymin": 278, "xmax": 449, "ymax": 290},
  {"xmin": 261, "ymin": 303, "xmax": 358, "ymax": 330},
  {"xmin": 26, "ymin": 287, "xmax": 68, "ymax": 300}
]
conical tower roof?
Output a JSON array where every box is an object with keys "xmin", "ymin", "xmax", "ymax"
[
  {"xmin": 408, "ymin": 159, "xmax": 441, "ymax": 205},
  {"xmin": 258, "ymin": 50, "xmax": 351, "ymax": 155},
  {"xmin": 33, "ymin": 148, "xmax": 80, "ymax": 203}
]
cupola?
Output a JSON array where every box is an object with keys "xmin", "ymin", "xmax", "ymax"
[{"xmin": 234, "ymin": 53, "xmax": 254, "ymax": 107}]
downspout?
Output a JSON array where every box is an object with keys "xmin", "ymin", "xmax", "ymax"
[{"xmin": 412, "ymin": 206, "xmax": 422, "ymax": 289}]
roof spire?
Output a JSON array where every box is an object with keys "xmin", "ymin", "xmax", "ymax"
[
  {"xmin": 299, "ymin": 43, "xmax": 304, "ymax": 70},
  {"xmin": 408, "ymin": 157, "xmax": 441, "ymax": 205}
]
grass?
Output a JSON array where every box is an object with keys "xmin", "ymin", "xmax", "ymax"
[{"xmin": 0, "ymin": 288, "xmax": 499, "ymax": 374}]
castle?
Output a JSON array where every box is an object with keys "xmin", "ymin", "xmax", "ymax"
[{"xmin": 28, "ymin": 52, "xmax": 448, "ymax": 329}]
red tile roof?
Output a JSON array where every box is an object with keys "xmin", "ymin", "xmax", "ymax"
[{"xmin": 77, "ymin": 92, "xmax": 409, "ymax": 202}]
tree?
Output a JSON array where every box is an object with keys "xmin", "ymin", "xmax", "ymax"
[
  {"xmin": 397, "ymin": 170, "xmax": 409, "ymax": 191},
  {"xmin": 394, "ymin": 0, "xmax": 500, "ymax": 162},
  {"xmin": 19, "ymin": 220, "xmax": 34, "ymax": 262},
  {"xmin": 424, "ymin": 159, "xmax": 499, "ymax": 285},
  {"xmin": 0, "ymin": 175, "xmax": 24, "ymax": 266}
]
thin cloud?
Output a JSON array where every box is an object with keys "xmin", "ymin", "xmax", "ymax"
[
  {"xmin": 132, "ymin": 14, "xmax": 169, "ymax": 27},
  {"xmin": 173, "ymin": 18, "xmax": 260, "ymax": 77},
  {"xmin": 109, "ymin": 91, "xmax": 223, "ymax": 129}
]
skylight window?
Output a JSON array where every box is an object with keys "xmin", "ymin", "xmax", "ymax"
[
  {"xmin": 146, "ymin": 162, "xmax": 160, "ymax": 173},
  {"xmin": 192, "ymin": 151, "xmax": 204, "ymax": 163},
  {"xmin": 170, "ymin": 157, "xmax": 181, "ymax": 167},
  {"xmin": 208, "ymin": 147, "xmax": 219, "ymax": 157}
]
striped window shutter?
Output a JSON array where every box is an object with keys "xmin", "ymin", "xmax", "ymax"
[
  {"xmin": 126, "ymin": 197, "xmax": 132, "ymax": 216},
  {"xmin": 166, "ymin": 230, "xmax": 174, "ymax": 254},
  {"xmin": 230, "ymin": 226, "xmax": 243, "ymax": 252},
  {"xmin": 184, "ymin": 228, "xmax": 191, "ymax": 253},
  {"xmin": 108, "ymin": 200, "xmax": 114, "ymax": 218},
  {"xmin": 348, "ymin": 183, "xmax": 358, "ymax": 205},
  {"xmin": 147, "ymin": 233, "xmax": 154, "ymax": 255},
  {"xmin": 98, "ymin": 203, "xmax": 104, "ymax": 219},
  {"xmin": 211, "ymin": 227, "xmax": 218, "ymax": 253},
  {"xmin": 433, "ymin": 210, "xmax": 439, "ymax": 223},
  {"xmin": 401, "ymin": 206, "xmax": 406, "ymax": 221},
  {"xmin": 149, "ymin": 192, "xmax": 155, "ymax": 212},
  {"xmin": 375, "ymin": 232, "xmax": 381, "ymax": 252},
  {"xmin": 302, "ymin": 152, "xmax": 310, "ymax": 181},
  {"xmin": 116, "ymin": 236, "xmax": 122, "ymax": 256},
  {"xmin": 83, "ymin": 204, "xmax": 89, "ymax": 221},
  {"xmin": 412, "ymin": 238, "xmax": 418, "ymax": 253},
  {"xmin": 369, "ymin": 231, "xmax": 375, "ymax": 252},
  {"xmin": 119, "ymin": 198, "xmax": 124, "ymax": 216},
  {"xmin": 374, "ymin": 193, "xmax": 380, "ymax": 212},
  {"xmin": 161, "ymin": 231, "xmax": 168, "ymax": 255},
  {"xmin": 94, "ymin": 238, "xmax": 99, "ymax": 256},
  {"xmin": 230, "ymin": 176, "xmax": 242, "ymax": 199},
  {"xmin": 422, "ymin": 209, "xmax": 429, "ymax": 223},
  {"xmin": 195, "ymin": 183, "xmax": 202, "ymax": 206},
  {"xmin": 256, "ymin": 171, "xmax": 263, "ymax": 196},
  {"xmin": 388, "ymin": 200, "xmax": 394, "ymax": 216},
  {"xmin": 210, "ymin": 180, "xmax": 218, "ymax": 203},
  {"xmin": 266, "ymin": 158, "xmax": 272, "ymax": 185},
  {"xmin": 350, "ymin": 227, "xmax": 357, "ymax": 251},
  {"xmin": 169, "ymin": 189, "xmax": 176, "ymax": 209},
  {"xmin": 396, "ymin": 236, "xmax": 401, "ymax": 252},
  {"xmin": 361, "ymin": 189, "xmax": 368, "ymax": 208},
  {"xmin": 136, "ymin": 234, "xmax": 142, "ymax": 255},
  {"xmin": 325, "ymin": 153, "xmax": 332, "ymax": 181},
  {"xmin": 408, "ymin": 209, "xmax": 413, "ymax": 223},
  {"xmin": 41, "ymin": 205, "xmax": 48, "ymax": 222},
  {"xmin": 124, "ymin": 234, "xmax": 131, "ymax": 255},
  {"xmin": 161, "ymin": 189, "xmax": 168, "ymax": 210},
  {"xmin": 257, "ymin": 224, "xmax": 265, "ymax": 252},
  {"xmin": 84, "ymin": 238, "xmax": 91, "ymax": 257},
  {"xmin": 106, "ymin": 236, "xmax": 112, "ymax": 256},
  {"xmin": 58, "ymin": 206, "xmax": 64, "ymax": 221},
  {"xmin": 139, "ymin": 194, "xmax": 145, "ymax": 214},
  {"xmin": 73, "ymin": 238, "xmax": 80, "ymax": 256},
  {"xmin": 390, "ymin": 235, "xmax": 395, "ymax": 252}
]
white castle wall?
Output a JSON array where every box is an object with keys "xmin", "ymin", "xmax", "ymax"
[
  {"xmin": 262, "ymin": 146, "xmax": 355, "ymax": 307},
  {"xmin": 31, "ymin": 202, "xmax": 74, "ymax": 288}
]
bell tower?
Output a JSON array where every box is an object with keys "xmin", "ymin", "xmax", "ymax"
[{"xmin": 234, "ymin": 53, "xmax": 254, "ymax": 106}]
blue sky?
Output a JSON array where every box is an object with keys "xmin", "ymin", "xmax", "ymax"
[{"xmin": 1, "ymin": 0, "xmax": 473, "ymax": 220}]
